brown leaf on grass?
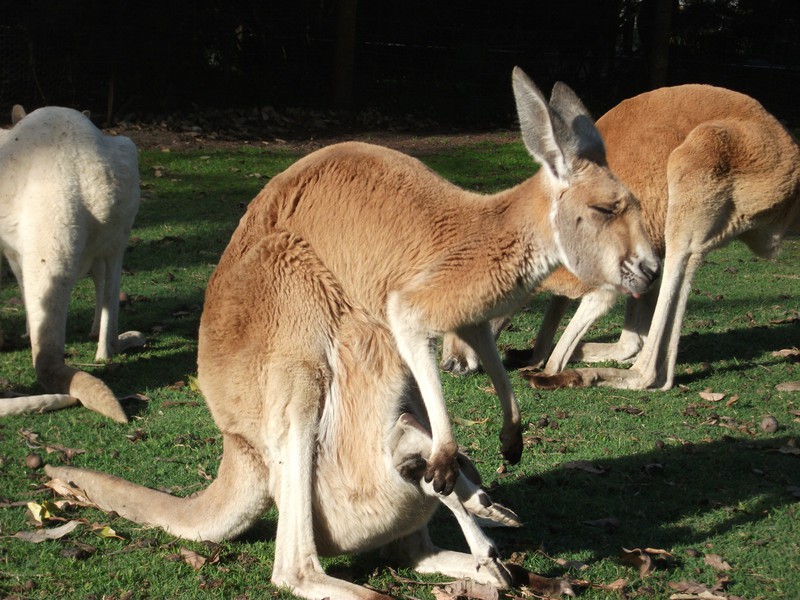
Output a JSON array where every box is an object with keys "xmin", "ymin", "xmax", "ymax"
[
  {"xmin": 527, "ymin": 573, "xmax": 575, "ymax": 598},
  {"xmin": 619, "ymin": 547, "xmax": 674, "ymax": 577},
  {"xmin": 668, "ymin": 593, "xmax": 728, "ymax": 600},
  {"xmin": 667, "ymin": 579, "xmax": 737, "ymax": 599},
  {"xmin": 503, "ymin": 563, "xmax": 575, "ymax": 597},
  {"xmin": 704, "ymin": 554, "xmax": 732, "ymax": 571},
  {"xmin": 179, "ymin": 547, "xmax": 207, "ymax": 570},
  {"xmin": 562, "ymin": 460, "xmax": 608, "ymax": 475},
  {"xmin": 13, "ymin": 520, "xmax": 82, "ymax": 543},
  {"xmin": 452, "ymin": 415, "xmax": 490, "ymax": 427},
  {"xmin": 18, "ymin": 428, "xmax": 85, "ymax": 459},
  {"xmin": 769, "ymin": 314, "xmax": 800, "ymax": 325},
  {"xmin": 554, "ymin": 557, "xmax": 589, "ymax": 571},
  {"xmin": 776, "ymin": 381, "xmax": 800, "ymax": 392},
  {"xmin": 118, "ymin": 392, "xmax": 151, "ymax": 403},
  {"xmin": 771, "ymin": 347, "xmax": 800, "ymax": 362},
  {"xmin": 571, "ymin": 578, "xmax": 627, "ymax": 593},
  {"xmin": 161, "ymin": 400, "xmax": 200, "ymax": 409},
  {"xmin": 699, "ymin": 390, "xmax": 726, "ymax": 402},
  {"xmin": 610, "ymin": 404, "xmax": 645, "ymax": 416},
  {"xmin": 440, "ymin": 579, "xmax": 500, "ymax": 600},
  {"xmin": 126, "ymin": 429, "xmax": 147, "ymax": 443},
  {"xmin": 46, "ymin": 478, "xmax": 96, "ymax": 508},
  {"xmin": 668, "ymin": 581, "xmax": 713, "ymax": 594},
  {"xmin": 620, "ymin": 547, "xmax": 654, "ymax": 577}
]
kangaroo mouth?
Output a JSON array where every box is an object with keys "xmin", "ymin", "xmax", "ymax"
[{"xmin": 616, "ymin": 285, "xmax": 641, "ymax": 299}]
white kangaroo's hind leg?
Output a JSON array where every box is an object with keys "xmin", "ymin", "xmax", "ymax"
[{"xmin": 91, "ymin": 254, "xmax": 145, "ymax": 361}]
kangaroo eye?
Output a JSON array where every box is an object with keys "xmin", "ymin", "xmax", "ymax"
[{"xmin": 591, "ymin": 204, "xmax": 616, "ymax": 216}]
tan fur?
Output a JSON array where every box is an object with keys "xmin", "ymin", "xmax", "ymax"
[
  {"xmin": 44, "ymin": 69, "xmax": 659, "ymax": 599},
  {"xmin": 444, "ymin": 85, "xmax": 800, "ymax": 390}
]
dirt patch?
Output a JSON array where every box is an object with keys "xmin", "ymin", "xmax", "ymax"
[
  {"xmin": 110, "ymin": 123, "xmax": 519, "ymax": 155},
  {"xmin": 105, "ymin": 107, "xmax": 518, "ymax": 154}
]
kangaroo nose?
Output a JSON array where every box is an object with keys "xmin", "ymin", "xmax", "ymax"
[{"xmin": 641, "ymin": 259, "xmax": 661, "ymax": 285}]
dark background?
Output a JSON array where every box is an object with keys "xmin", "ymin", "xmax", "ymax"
[{"xmin": 1, "ymin": 0, "xmax": 798, "ymax": 128}]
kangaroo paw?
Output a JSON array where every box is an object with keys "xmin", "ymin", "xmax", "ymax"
[{"xmin": 424, "ymin": 441, "xmax": 460, "ymax": 495}]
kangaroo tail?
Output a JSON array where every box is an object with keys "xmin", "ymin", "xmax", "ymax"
[
  {"xmin": 45, "ymin": 434, "xmax": 271, "ymax": 542},
  {"xmin": 35, "ymin": 359, "xmax": 128, "ymax": 423},
  {"xmin": 67, "ymin": 370, "xmax": 128, "ymax": 423},
  {"xmin": 0, "ymin": 394, "xmax": 78, "ymax": 417}
]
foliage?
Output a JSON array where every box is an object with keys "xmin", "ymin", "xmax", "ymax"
[{"xmin": 1, "ymin": 141, "xmax": 798, "ymax": 599}]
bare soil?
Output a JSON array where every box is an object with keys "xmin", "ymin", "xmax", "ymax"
[{"xmin": 109, "ymin": 120, "xmax": 518, "ymax": 155}]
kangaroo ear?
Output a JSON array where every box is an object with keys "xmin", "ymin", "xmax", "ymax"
[
  {"xmin": 549, "ymin": 82, "xmax": 606, "ymax": 165},
  {"xmin": 11, "ymin": 104, "xmax": 26, "ymax": 125},
  {"xmin": 511, "ymin": 67, "xmax": 569, "ymax": 183}
]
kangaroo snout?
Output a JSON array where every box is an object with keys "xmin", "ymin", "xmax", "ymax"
[{"xmin": 639, "ymin": 256, "xmax": 661, "ymax": 286}]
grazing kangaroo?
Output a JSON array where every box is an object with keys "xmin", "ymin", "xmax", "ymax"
[
  {"xmin": 45, "ymin": 68, "xmax": 658, "ymax": 599},
  {"xmin": 443, "ymin": 84, "xmax": 800, "ymax": 390},
  {"xmin": 0, "ymin": 106, "xmax": 143, "ymax": 421}
]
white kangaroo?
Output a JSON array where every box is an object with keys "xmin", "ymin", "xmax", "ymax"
[
  {"xmin": 0, "ymin": 105, "xmax": 144, "ymax": 421},
  {"xmin": 442, "ymin": 84, "xmax": 800, "ymax": 391},
  {"xmin": 45, "ymin": 68, "xmax": 658, "ymax": 599}
]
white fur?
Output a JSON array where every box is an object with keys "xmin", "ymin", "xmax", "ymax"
[{"xmin": 0, "ymin": 106, "xmax": 143, "ymax": 421}]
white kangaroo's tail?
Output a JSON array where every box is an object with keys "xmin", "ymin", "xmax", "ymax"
[{"xmin": 45, "ymin": 433, "xmax": 271, "ymax": 542}]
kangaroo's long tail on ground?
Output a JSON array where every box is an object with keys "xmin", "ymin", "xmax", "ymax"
[{"xmin": 45, "ymin": 434, "xmax": 271, "ymax": 542}]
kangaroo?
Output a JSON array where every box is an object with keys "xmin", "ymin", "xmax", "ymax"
[
  {"xmin": 442, "ymin": 84, "xmax": 800, "ymax": 391},
  {"xmin": 0, "ymin": 106, "xmax": 143, "ymax": 421},
  {"xmin": 45, "ymin": 68, "xmax": 657, "ymax": 598}
]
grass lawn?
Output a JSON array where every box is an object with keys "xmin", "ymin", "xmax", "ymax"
[{"xmin": 1, "ymin": 139, "xmax": 798, "ymax": 600}]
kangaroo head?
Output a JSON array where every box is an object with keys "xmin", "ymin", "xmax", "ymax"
[{"xmin": 512, "ymin": 68, "xmax": 660, "ymax": 297}]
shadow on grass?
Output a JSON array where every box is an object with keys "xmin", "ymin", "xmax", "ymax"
[
  {"xmin": 502, "ymin": 320, "xmax": 798, "ymax": 383},
  {"xmin": 426, "ymin": 436, "xmax": 798, "ymax": 571}
]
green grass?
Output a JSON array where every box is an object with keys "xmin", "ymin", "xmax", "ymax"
[{"xmin": 1, "ymin": 140, "xmax": 798, "ymax": 600}]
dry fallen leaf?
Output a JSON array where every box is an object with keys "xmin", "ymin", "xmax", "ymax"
[
  {"xmin": 610, "ymin": 404, "xmax": 645, "ymax": 416},
  {"xmin": 703, "ymin": 554, "xmax": 732, "ymax": 571},
  {"xmin": 179, "ymin": 546, "xmax": 207, "ymax": 570},
  {"xmin": 621, "ymin": 548, "xmax": 653, "ymax": 577},
  {"xmin": 771, "ymin": 347, "xmax": 800, "ymax": 361},
  {"xmin": 699, "ymin": 391, "xmax": 726, "ymax": 402},
  {"xmin": 669, "ymin": 593, "xmax": 728, "ymax": 600},
  {"xmin": 452, "ymin": 415, "xmax": 490, "ymax": 427},
  {"xmin": 13, "ymin": 520, "xmax": 82, "ymax": 543},
  {"xmin": 46, "ymin": 478, "xmax": 96, "ymax": 507},
  {"xmin": 441, "ymin": 578, "xmax": 500, "ymax": 600},
  {"xmin": 555, "ymin": 557, "xmax": 589, "ymax": 571},
  {"xmin": 776, "ymin": 381, "xmax": 800, "ymax": 392},
  {"xmin": 92, "ymin": 524, "xmax": 124, "ymax": 540},
  {"xmin": 571, "ymin": 577, "xmax": 627, "ymax": 593}
]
